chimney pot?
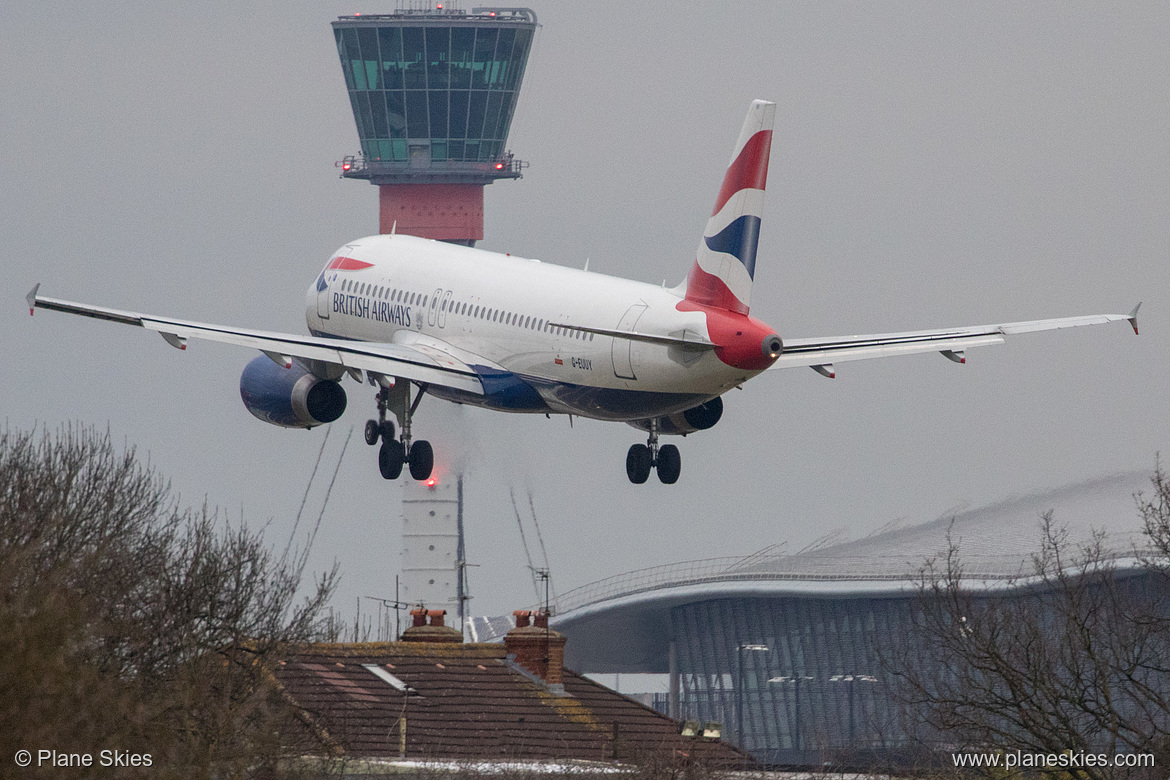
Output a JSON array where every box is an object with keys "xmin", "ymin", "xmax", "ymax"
[
  {"xmin": 504, "ymin": 609, "xmax": 566, "ymax": 687},
  {"xmin": 400, "ymin": 606, "xmax": 461, "ymax": 643},
  {"xmin": 533, "ymin": 611, "xmax": 549, "ymax": 629}
]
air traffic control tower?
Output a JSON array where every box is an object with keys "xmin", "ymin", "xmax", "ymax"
[{"xmin": 332, "ymin": 5, "xmax": 536, "ymax": 245}]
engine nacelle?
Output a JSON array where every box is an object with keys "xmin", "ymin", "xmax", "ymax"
[
  {"xmin": 628, "ymin": 396, "xmax": 723, "ymax": 436},
  {"xmin": 239, "ymin": 355, "xmax": 347, "ymax": 429}
]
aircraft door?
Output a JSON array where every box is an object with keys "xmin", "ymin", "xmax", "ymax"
[
  {"xmin": 316, "ymin": 271, "xmax": 332, "ymax": 320},
  {"xmin": 612, "ymin": 303, "xmax": 647, "ymax": 380},
  {"xmin": 426, "ymin": 287, "xmax": 443, "ymax": 328}
]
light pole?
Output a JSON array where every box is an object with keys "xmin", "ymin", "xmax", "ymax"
[{"xmin": 735, "ymin": 644, "xmax": 768, "ymax": 750}]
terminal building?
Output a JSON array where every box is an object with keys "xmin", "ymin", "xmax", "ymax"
[
  {"xmin": 472, "ymin": 473, "xmax": 1160, "ymax": 765},
  {"xmin": 332, "ymin": 5, "xmax": 536, "ymax": 244}
]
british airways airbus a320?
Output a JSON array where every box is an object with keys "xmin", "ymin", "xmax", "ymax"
[{"xmin": 28, "ymin": 101, "xmax": 1140, "ymax": 484}]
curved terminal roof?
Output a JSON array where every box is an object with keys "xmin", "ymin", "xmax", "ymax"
[{"xmin": 490, "ymin": 471, "xmax": 1155, "ymax": 672}]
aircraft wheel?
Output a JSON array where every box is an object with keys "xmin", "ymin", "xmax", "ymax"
[
  {"xmin": 379, "ymin": 420, "xmax": 396, "ymax": 442},
  {"xmin": 656, "ymin": 444, "xmax": 681, "ymax": 485},
  {"xmin": 626, "ymin": 444, "xmax": 652, "ymax": 484},
  {"xmin": 364, "ymin": 419, "xmax": 380, "ymax": 446},
  {"xmin": 409, "ymin": 440, "xmax": 434, "ymax": 481},
  {"xmin": 378, "ymin": 440, "xmax": 405, "ymax": 480}
]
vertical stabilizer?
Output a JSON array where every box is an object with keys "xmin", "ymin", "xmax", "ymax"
[{"xmin": 685, "ymin": 100, "xmax": 776, "ymax": 315}]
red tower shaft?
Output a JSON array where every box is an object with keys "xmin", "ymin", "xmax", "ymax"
[{"xmin": 379, "ymin": 183, "xmax": 485, "ymax": 244}]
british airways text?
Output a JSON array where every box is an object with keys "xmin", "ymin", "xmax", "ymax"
[{"xmin": 333, "ymin": 293, "xmax": 411, "ymax": 326}]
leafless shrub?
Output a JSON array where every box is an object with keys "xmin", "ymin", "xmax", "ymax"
[
  {"xmin": 887, "ymin": 463, "xmax": 1170, "ymax": 779},
  {"xmin": 0, "ymin": 424, "xmax": 338, "ymax": 778}
]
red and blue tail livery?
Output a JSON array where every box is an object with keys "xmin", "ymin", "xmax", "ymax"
[
  {"xmin": 26, "ymin": 100, "xmax": 1138, "ymax": 484},
  {"xmin": 686, "ymin": 99, "xmax": 776, "ymax": 315}
]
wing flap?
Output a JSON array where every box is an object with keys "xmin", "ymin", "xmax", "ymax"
[
  {"xmin": 773, "ymin": 334, "xmax": 1005, "ymax": 368},
  {"xmin": 31, "ymin": 290, "xmax": 484, "ymax": 396},
  {"xmin": 548, "ymin": 321, "xmax": 715, "ymax": 348},
  {"xmin": 771, "ymin": 311, "xmax": 1137, "ymax": 371}
]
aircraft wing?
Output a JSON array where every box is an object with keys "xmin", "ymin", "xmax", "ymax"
[
  {"xmin": 26, "ymin": 285, "xmax": 485, "ymax": 395},
  {"xmin": 770, "ymin": 307, "xmax": 1140, "ymax": 378}
]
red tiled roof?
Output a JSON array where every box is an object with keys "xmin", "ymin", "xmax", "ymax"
[{"xmin": 272, "ymin": 642, "xmax": 750, "ymax": 768}]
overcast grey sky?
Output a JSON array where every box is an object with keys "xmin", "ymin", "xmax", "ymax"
[{"xmin": 2, "ymin": 2, "xmax": 1165, "ymax": 621}]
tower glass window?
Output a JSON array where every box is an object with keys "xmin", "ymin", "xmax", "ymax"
[{"xmin": 335, "ymin": 17, "xmax": 534, "ymax": 163}]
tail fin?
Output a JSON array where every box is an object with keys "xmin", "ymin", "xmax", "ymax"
[{"xmin": 685, "ymin": 99, "xmax": 776, "ymax": 315}]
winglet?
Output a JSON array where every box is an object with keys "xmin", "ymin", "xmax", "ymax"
[
  {"xmin": 1128, "ymin": 302, "xmax": 1141, "ymax": 335},
  {"xmin": 26, "ymin": 283, "xmax": 40, "ymax": 316}
]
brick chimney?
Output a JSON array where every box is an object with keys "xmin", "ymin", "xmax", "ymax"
[
  {"xmin": 400, "ymin": 606, "xmax": 462, "ymax": 643},
  {"xmin": 504, "ymin": 610, "xmax": 566, "ymax": 689}
]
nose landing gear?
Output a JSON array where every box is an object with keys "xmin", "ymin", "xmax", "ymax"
[
  {"xmin": 365, "ymin": 381, "xmax": 434, "ymax": 481},
  {"xmin": 625, "ymin": 419, "xmax": 681, "ymax": 485}
]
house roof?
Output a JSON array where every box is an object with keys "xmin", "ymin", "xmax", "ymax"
[{"xmin": 271, "ymin": 641, "xmax": 749, "ymax": 769}]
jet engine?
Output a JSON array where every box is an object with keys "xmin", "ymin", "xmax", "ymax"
[
  {"xmin": 627, "ymin": 396, "xmax": 723, "ymax": 436},
  {"xmin": 239, "ymin": 355, "xmax": 346, "ymax": 429}
]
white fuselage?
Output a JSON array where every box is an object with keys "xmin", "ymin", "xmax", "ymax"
[{"xmin": 303, "ymin": 234, "xmax": 773, "ymax": 421}]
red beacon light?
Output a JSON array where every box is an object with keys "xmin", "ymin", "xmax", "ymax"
[
  {"xmin": 425, "ymin": 477, "xmax": 438, "ymax": 488},
  {"xmin": 494, "ymin": 162, "xmax": 505, "ymax": 170},
  {"xmin": 341, "ymin": 162, "xmax": 352, "ymax": 172}
]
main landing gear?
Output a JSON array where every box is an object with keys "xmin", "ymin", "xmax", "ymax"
[
  {"xmin": 626, "ymin": 419, "xmax": 681, "ymax": 485},
  {"xmin": 365, "ymin": 382, "xmax": 433, "ymax": 481}
]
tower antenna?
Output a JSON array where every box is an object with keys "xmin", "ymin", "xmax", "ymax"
[{"xmin": 510, "ymin": 488, "xmax": 542, "ymax": 601}]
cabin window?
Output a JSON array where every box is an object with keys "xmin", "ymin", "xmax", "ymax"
[
  {"xmin": 441, "ymin": 299, "xmax": 448, "ymax": 312},
  {"xmin": 421, "ymin": 296, "xmax": 428, "ymax": 307}
]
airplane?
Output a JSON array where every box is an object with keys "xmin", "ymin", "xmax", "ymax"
[{"xmin": 28, "ymin": 100, "xmax": 1140, "ymax": 485}]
